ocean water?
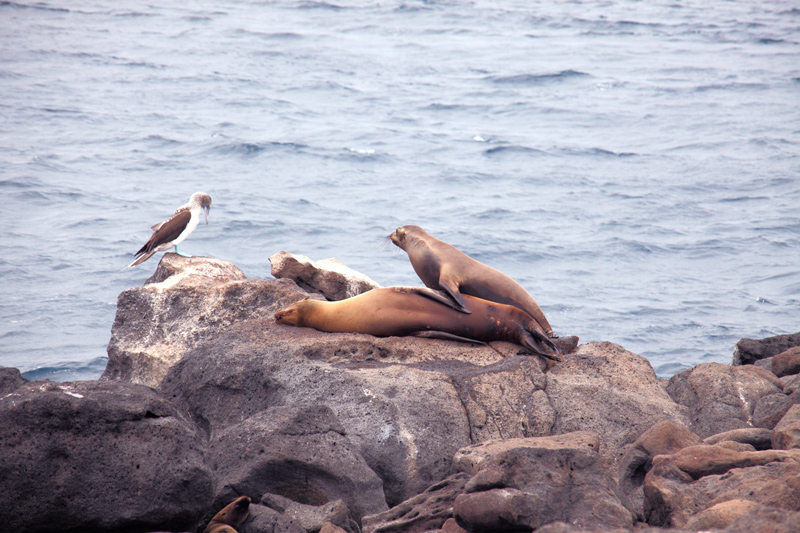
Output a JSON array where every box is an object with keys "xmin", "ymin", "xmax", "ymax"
[{"xmin": 1, "ymin": 0, "xmax": 798, "ymax": 381}]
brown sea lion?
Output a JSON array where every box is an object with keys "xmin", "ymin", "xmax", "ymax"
[
  {"xmin": 274, "ymin": 286, "xmax": 559, "ymax": 360},
  {"xmin": 203, "ymin": 495, "xmax": 251, "ymax": 533},
  {"xmin": 389, "ymin": 225, "xmax": 555, "ymax": 337}
]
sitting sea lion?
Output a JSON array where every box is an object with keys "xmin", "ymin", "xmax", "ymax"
[
  {"xmin": 203, "ymin": 496, "xmax": 251, "ymax": 533},
  {"xmin": 390, "ymin": 225, "xmax": 555, "ymax": 337},
  {"xmin": 274, "ymin": 286, "xmax": 559, "ymax": 360}
]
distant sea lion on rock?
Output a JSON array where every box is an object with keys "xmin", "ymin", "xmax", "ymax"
[
  {"xmin": 390, "ymin": 225, "xmax": 556, "ymax": 337},
  {"xmin": 274, "ymin": 286, "xmax": 560, "ymax": 360},
  {"xmin": 203, "ymin": 495, "xmax": 251, "ymax": 533}
]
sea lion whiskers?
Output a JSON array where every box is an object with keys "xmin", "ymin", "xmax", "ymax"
[{"xmin": 378, "ymin": 234, "xmax": 394, "ymax": 249}]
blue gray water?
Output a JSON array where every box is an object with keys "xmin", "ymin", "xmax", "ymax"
[{"xmin": 1, "ymin": 0, "xmax": 798, "ymax": 381}]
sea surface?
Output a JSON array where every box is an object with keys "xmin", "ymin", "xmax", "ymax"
[{"xmin": 1, "ymin": 0, "xmax": 798, "ymax": 381}]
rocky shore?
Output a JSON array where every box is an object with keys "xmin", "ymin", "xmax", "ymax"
[{"xmin": 2, "ymin": 253, "xmax": 800, "ymax": 533}]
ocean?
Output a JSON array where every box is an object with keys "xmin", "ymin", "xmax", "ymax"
[{"xmin": 1, "ymin": 0, "xmax": 798, "ymax": 381}]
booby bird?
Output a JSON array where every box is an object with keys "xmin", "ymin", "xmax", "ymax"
[{"xmin": 126, "ymin": 192, "xmax": 212, "ymax": 268}]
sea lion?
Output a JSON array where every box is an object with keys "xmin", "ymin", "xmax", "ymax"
[
  {"xmin": 203, "ymin": 495, "xmax": 251, "ymax": 533},
  {"xmin": 274, "ymin": 286, "xmax": 559, "ymax": 360},
  {"xmin": 390, "ymin": 225, "xmax": 555, "ymax": 337}
]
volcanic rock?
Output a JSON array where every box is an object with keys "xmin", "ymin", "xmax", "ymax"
[
  {"xmin": 270, "ymin": 251, "xmax": 381, "ymax": 301},
  {"xmin": 0, "ymin": 380, "xmax": 213, "ymax": 532},
  {"xmin": 732, "ymin": 332, "xmax": 800, "ymax": 366},
  {"xmin": 665, "ymin": 362, "xmax": 783, "ymax": 438}
]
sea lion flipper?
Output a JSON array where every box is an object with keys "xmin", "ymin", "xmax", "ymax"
[
  {"xmin": 438, "ymin": 274, "xmax": 471, "ymax": 314},
  {"xmin": 398, "ymin": 286, "xmax": 466, "ymax": 312},
  {"xmin": 412, "ymin": 330, "xmax": 486, "ymax": 345},
  {"xmin": 521, "ymin": 330, "xmax": 561, "ymax": 361}
]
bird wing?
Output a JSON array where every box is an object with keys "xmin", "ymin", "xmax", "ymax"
[{"xmin": 134, "ymin": 208, "xmax": 192, "ymax": 257}]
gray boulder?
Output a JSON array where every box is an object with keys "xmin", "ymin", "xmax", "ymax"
[
  {"xmin": 270, "ymin": 251, "xmax": 381, "ymax": 301},
  {"xmin": 239, "ymin": 504, "xmax": 307, "ymax": 533},
  {"xmin": 732, "ymin": 332, "xmax": 800, "ymax": 366},
  {"xmin": 104, "ymin": 254, "xmax": 301, "ymax": 388},
  {"xmin": 666, "ymin": 363, "xmax": 783, "ymax": 438},
  {"xmin": 453, "ymin": 431, "xmax": 634, "ymax": 531},
  {"xmin": 0, "ymin": 367, "xmax": 26, "ymax": 394},
  {"xmin": 260, "ymin": 493, "xmax": 357, "ymax": 533},
  {"xmin": 209, "ymin": 403, "xmax": 388, "ymax": 522},
  {"xmin": 159, "ymin": 322, "xmax": 476, "ymax": 507},
  {"xmin": 0, "ymin": 380, "xmax": 213, "ymax": 532},
  {"xmin": 752, "ymin": 389, "xmax": 800, "ymax": 429},
  {"xmin": 544, "ymin": 342, "xmax": 691, "ymax": 472},
  {"xmin": 101, "ymin": 256, "xmax": 692, "ymax": 508}
]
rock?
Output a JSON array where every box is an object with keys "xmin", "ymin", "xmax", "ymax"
[
  {"xmin": 239, "ymin": 503, "xmax": 307, "ymax": 533},
  {"xmin": 107, "ymin": 258, "xmax": 684, "ymax": 507},
  {"xmin": 643, "ymin": 445, "xmax": 800, "ymax": 528},
  {"xmin": 260, "ymin": 494, "xmax": 356, "ymax": 533},
  {"xmin": 663, "ymin": 444, "xmax": 800, "ymax": 479},
  {"xmin": 320, "ymin": 522, "xmax": 350, "ymax": 533},
  {"xmin": 453, "ymin": 431, "xmax": 633, "ymax": 531},
  {"xmin": 361, "ymin": 473, "xmax": 469, "ymax": 533},
  {"xmin": 208, "ymin": 404, "xmax": 388, "ymax": 521},
  {"xmin": 440, "ymin": 517, "xmax": 468, "ymax": 533},
  {"xmin": 0, "ymin": 380, "xmax": 213, "ymax": 532},
  {"xmin": 682, "ymin": 499, "xmax": 759, "ymax": 531},
  {"xmin": 752, "ymin": 390, "xmax": 800, "ymax": 429},
  {"xmin": 454, "ymin": 432, "xmax": 602, "ymax": 476},
  {"xmin": 617, "ymin": 420, "xmax": 703, "ymax": 520},
  {"xmin": 723, "ymin": 505, "xmax": 800, "ymax": 533},
  {"xmin": 784, "ymin": 374, "xmax": 800, "ymax": 394},
  {"xmin": 104, "ymin": 254, "xmax": 306, "ymax": 388},
  {"xmin": 733, "ymin": 332, "xmax": 800, "ymax": 366},
  {"xmin": 159, "ymin": 324, "xmax": 478, "ymax": 507},
  {"xmin": 0, "ymin": 367, "xmax": 26, "ymax": 394},
  {"xmin": 103, "ymin": 257, "xmax": 683, "ymax": 520},
  {"xmin": 773, "ymin": 346, "xmax": 800, "ymax": 377},
  {"xmin": 542, "ymin": 342, "xmax": 691, "ymax": 472},
  {"xmin": 270, "ymin": 251, "xmax": 380, "ymax": 301},
  {"xmin": 665, "ymin": 363, "xmax": 783, "ymax": 438},
  {"xmin": 454, "ymin": 487, "xmax": 538, "ymax": 533},
  {"xmin": 773, "ymin": 404, "xmax": 800, "ymax": 450},
  {"xmin": 145, "ymin": 252, "xmax": 247, "ymax": 285},
  {"xmin": 704, "ymin": 428, "xmax": 774, "ymax": 450}
]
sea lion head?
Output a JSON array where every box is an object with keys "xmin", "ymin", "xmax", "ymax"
[
  {"xmin": 389, "ymin": 224, "xmax": 427, "ymax": 250},
  {"xmin": 274, "ymin": 299, "xmax": 313, "ymax": 326},
  {"xmin": 219, "ymin": 495, "xmax": 250, "ymax": 526},
  {"xmin": 204, "ymin": 495, "xmax": 251, "ymax": 533}
]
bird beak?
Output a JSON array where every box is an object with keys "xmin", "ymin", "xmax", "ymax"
[{"xmin": 203, "ymin": 205, "xmax": 210, "ymax": 225}]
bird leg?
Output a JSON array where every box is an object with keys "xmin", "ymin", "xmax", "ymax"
[{"xmin": 174, "ymin": 246, "xmax": 192, "ymax": 258}]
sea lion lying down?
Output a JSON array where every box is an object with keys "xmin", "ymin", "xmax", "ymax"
[{"xmin": 274, "ymin": 286, "xmax": 560, "ymax": 360}]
